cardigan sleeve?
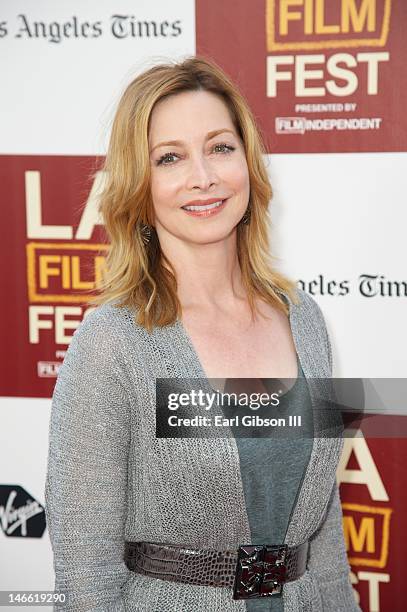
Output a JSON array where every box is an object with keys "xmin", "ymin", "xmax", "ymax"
[
  {"xmin": 44, "ymin": 308, "xmax": 132, "ymax": 611},
  {"xmin": 308, "ymin": 481, "xmax": 361, "ymax": 611},
  {"xmin": 305, "ymin": 296, "xmax": 361, "ymax": 611}
]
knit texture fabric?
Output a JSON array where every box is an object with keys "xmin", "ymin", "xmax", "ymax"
[{"xmin": 44, "ymin": 288, "xmax": 361, "ymax": 611}]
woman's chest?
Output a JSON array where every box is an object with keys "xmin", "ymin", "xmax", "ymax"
[{"xmin": 180, "ymin": 309, "xmax": 298, "ymax": 380}]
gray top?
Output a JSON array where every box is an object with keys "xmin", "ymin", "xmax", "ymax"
[{"xmin": 44, "ymin": 288, "xmax": 361, "ymax": 611}]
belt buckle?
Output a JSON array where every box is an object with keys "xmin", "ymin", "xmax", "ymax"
[{"xmin": 232, "ymin": 544, "xmax": 288, "ymax": 600}]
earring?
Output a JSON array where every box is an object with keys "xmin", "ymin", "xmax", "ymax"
[
  {"xmin": 241, "ymin": 206, "xmax": 251, "ymax": 225},
  {"xmin": 140, "ymin": 223, "xmax": 152, "ymax": 244}
]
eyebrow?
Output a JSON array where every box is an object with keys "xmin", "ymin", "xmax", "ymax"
[{"xmin": 149, "ymin": 128, "xmax": 236, "ymax": 154}]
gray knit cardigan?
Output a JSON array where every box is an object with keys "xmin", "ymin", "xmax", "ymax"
[{"xmin": 45, "ymin": 287, "xmax": 361, "ymax": 612}]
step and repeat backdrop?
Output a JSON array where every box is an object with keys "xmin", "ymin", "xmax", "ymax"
[{"xmin": 1, "ymin": 1, "xmax": 406, "ymax": 610}]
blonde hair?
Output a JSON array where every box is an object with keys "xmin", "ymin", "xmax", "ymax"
[{"xmin": 88, "ymin": 55, "xmax": 298, "ymax": 331}]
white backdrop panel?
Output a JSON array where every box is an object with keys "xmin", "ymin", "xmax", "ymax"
[
  {"xmin": 0, "ymin": 397, "xmax": 53, "ymax": 609},
  {"xmin": 0, "ymin": 0, "xmax": 195, "ymax": 155},
  {"xmin": 268, "ymin": 151, "xmax": 407, "ymax": 378}
]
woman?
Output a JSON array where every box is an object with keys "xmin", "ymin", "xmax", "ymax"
[{"xmin": 45, "ymin": 56, "xmax": 360, "ymax": 611}]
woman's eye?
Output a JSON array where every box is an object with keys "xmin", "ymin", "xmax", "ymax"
[
  {"xmin": 156, "ymin": 152, "xmax": 179, "ymax": 166},
  {"xmin": 155, "ymin": 143, "xmax": 235, "ymax": 166},
  {"xmin": 213, "ymin": 143, "xmax": 235, "ymax": 154}
]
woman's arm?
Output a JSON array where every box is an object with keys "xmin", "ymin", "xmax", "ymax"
[
  {"xmin": 45, "ymin": 308, "xmax": 132, "ymax": 611},
  {"xmin": 308, "ymin": 480, "xmax": 361, "ymax": 611},
  {"xmin": 306, "ymin": 294, "xmax": 361, "ymax": 611}
]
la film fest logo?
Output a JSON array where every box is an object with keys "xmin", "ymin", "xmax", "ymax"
[
  {"xmin": 0, "ymin": 485, "xmax": 46, "ymax": 538},
  {"xmin": 339, "ymin": 437, "xmax": 393, "ymax": 608},
  {"xmin": 24, "ymin": 169, "xmax": 107, "ymax": 378},
  {"xmin": 265, "ymin": 0, "xmax": 391, "ymax": 134}
]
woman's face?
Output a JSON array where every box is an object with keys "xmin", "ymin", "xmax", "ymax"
[{"xmin": 148, "ymin": 90, "xmax": 250, "ymax": 246}]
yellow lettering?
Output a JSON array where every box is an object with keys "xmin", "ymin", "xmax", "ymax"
[
  {"xmin": 315, "ymin": 0, "xmax": 340, "ymax": 34},
  {"xmin": 280, "ymin": 0, "xmax": 303, "ymax": 36},
  {"xmin": 342, "ymin": 0, "xmax": 376, "ymax": 34},
  {"xmin": 71, "ymin": 255, "xmax": 93, "ymax": 290},
  {"xmin": 304, "ymin": 0, "xmax": 313, "ymax": 34},
  {"xmin": 276, "ymin": 0, "xmax": 378, "ymax": 37},
  {"xmin": 343, "ymin": 516, "xmax": 375, "ymax": 553},
  {"xmin": 39, "ymin": 255, "xmax": 61, "ymax": 288},
  {"xmin": 61, "ymin": 255, "xmax": 70, "ymax": 289}
]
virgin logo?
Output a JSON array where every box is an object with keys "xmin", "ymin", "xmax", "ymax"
[{"xmin": 0, "ymin": 490, "xmax": 43, "ymax": 536}]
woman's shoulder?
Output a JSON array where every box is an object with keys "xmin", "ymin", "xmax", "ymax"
[
  {"xmin": 287, "ymin": 287, "xmax": 333, "ymax": 374},
  {"xmin": 54, "ymin": 302, "xmax": 152, "ymax": 390},
  {"xmin": 289, "ymin": 286, "xmax": 329, "ymax": 332},
  {"xmin": 64, "ymin": 301, "xmax": 150, "ymax": 365},
  {"xmin": 73, "ymin": 302, "xmax": 145, "ymax": 341}
]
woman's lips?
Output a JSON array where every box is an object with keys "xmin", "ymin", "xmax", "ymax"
[{"xmin": 181, "ymin": 199, "xmax": 228, "ymax": 217}]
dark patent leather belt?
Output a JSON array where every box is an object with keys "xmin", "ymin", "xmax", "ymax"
[{"xmin": 124, "ymin": 540, "xmax": 309, "ymax": 600}]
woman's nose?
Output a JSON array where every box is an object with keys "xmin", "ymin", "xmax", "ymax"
[{"xmin": 185, "ymin": 155, "xmax": 219, "ymax": 191}]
